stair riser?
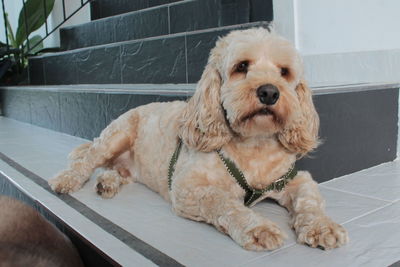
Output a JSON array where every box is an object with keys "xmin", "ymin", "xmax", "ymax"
[
  {"xmin": 90, "ymin": 0, "xmax": 183, "ymax": 20},
  {"xmin": 30, "ymin": 22, "xmax": 270, "ymax": 85},
  {"xmin": 1, "ymin": 86, "xmax": 398, "ymax": 183},
  {"xmin": 62, "ymin": 0, "xmax": 273, "ymax": 50}
]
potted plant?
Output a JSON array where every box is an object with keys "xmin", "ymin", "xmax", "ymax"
[{"xmin": 0, "ymin": 0, "xmax": 54, "ymax": 85}]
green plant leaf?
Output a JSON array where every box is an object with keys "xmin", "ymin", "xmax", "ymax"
[
  {"xmin": 5, "ymin": 13, "xmax": 17, "ymax": 48},
  {"xmin": 15, "ymin": 0, "xmax": 55, "ymax": 48},
  {"xmin": 24, "ymin": 35, "xmax": 43, "ymax": 54}
]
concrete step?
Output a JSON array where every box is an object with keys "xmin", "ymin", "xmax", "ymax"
[
  {"xmin": 1, "ymin": 116, "xmax": 399, "ymax": 266},
  {"xmin": 61, "ymin": 0, "xmax": 272, "ymax": 50},
  {"xmin": 1, "ymin": 82, "xmax": 398, "ymax": 182},
  {"xmin": 29, "ymin": 22, "xmax": 270, "ymax": 85}
]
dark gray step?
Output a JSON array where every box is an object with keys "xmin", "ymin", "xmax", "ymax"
[
  {"xmin": 1, "ymin": 83, "xmax": 398, "ymax": 183},
  {"xmin": 61, "ymin": 0, "xmax": 273, "ymax": 50},
  {"xmin": 90, "ymin": 0, "xmax": 183, "ymax": 20},
  {"xmin": 29, "ymin": 22, "xmax": 270, "ymax": 85}
]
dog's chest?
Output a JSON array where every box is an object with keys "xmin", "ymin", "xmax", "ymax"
[{"xmin": 224, "ymin": 139, "xmax": 295, "ymax": 190}]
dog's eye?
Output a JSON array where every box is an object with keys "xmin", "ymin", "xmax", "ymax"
[
  {"xmin": 281, "ymin": 67, "xmax": 290, "ymax": 77},
  {"xmin": 235, "ymin": 61, "xmax": 249, "ymax": 73}
]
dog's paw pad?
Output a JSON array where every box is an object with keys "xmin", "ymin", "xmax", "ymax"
[
  {"xmin": 95, "ymin": 172, "xmax": 120, "ymax": 198},
  {"xmin": 298, "ymin": 217, "xmax": 349, "ymax": 249},
  {"xmin": 243, "ymin": 223, "xmax": 286, "ymax": 251}
]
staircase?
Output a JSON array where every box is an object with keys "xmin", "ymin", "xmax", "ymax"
[
  {"xmin": 0, "ymin": 0, "xmax": 399, "ymax": 265},
  {"xmin": 0, "ymin": 0, "xmax": 398, "ymax": 182}
]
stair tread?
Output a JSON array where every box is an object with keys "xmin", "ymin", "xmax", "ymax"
[{"xmin": 0, "ymin": 116, "xmax": 399, "ymax": 266}]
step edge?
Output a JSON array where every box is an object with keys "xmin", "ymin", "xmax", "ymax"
[
  {"xmin": 1, "ymin": 82, "xmax": 399, "ymax": 96},
  {"xmin": 33, "ymin": 21, "xmax": 271, "ymax": 58}
]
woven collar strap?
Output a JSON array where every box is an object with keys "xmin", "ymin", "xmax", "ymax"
[
  {"xmin": 168, "ymin": 139, "xmax": 183, "ymax": 190},
  {"xmin": 217, "ymin": 150, "xmax": 297, "ymax": 206},
  {"xmin": 168, "ymin": 140, "xmax": 297, "ymax": 207}
]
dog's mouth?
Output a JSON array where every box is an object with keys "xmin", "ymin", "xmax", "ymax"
[{"xmin": 241, "ymin": 107, "xmax": 275, "ymax": 121}]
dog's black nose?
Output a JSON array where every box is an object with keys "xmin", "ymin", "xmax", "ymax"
[{"xmin": 256, "ymin": 84, "xmax": 280, "ymax": 105}]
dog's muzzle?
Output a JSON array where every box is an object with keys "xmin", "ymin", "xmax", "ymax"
[{"xmin": 256, "ymin": 84, "xmax": 280, "ymax": 105}]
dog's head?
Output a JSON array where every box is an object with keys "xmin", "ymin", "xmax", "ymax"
[{"xmin": 179, "ymin": 28, "xmax": 319, "ymax": 157}]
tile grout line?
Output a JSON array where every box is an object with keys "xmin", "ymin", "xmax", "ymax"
[
  {"xmin": 341, "ymin": 202, "xmax": 394, "ymax": 225},
  {"xmin": 319, "ymin": 160, "xmax": 398, "ymax": 186},
  {"xmin": 239, "ymin": 243, "xmax": 298, "ymax": 266},
  {"xmin": 319, "ymin": 184, "xmax": 393, "ymax": 203},
  {"xmin": 184, "ymin": 34, "xmax": 188, "ymax": 83},
  {"xmin": 167, "ymin": 5, "xmax": 171, "ymax": 34}
]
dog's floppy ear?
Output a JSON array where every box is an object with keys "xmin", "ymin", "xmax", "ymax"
[
  {"xmin": 278, "ymin": 80, "xmax": 320, "ymax": 157},
  {"xmin": 179, "ymin": 61, "xmax": 232, "ymax": 152}
]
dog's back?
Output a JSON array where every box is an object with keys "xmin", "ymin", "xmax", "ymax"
[{"xmin": 0, "ymin": 196, "xmax": 83, "ymax": 267}]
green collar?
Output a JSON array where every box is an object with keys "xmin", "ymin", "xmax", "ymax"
[
  {"xmin": 168, "ymin": 139, "xmax": 297, "ymax": 206},
  {"xmin": 217, "ymin": 150, "xmax": 297, "ymax": 206}
]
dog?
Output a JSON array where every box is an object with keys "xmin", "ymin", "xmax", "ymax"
[
  {"xmin": 0, "ymin": 196, "xmax": 83, "ymax": 266},
  {"xmin": 49, "ymin": 28, "xmax": 349, "ymax": 251}
]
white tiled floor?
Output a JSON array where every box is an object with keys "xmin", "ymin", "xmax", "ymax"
[{"xmin": 0, "ymin": 116, "xmax": 399, "ymax": 266}]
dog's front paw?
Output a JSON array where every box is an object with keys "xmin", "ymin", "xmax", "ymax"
[
  {"xmin": 296, "ymin": 216, "xmax": 349, "ymax": 250},
  {"xmin": 49, "ymin": 170, "xmax": 85, "ymax": 194},
  {"xmin": 236, "ymin": 218, "xmax": 287, "ymax": 251}
]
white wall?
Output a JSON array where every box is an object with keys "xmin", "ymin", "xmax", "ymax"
[
  {"xmin": 274, "ymin": 0, "xmax": 400, "ymax": 56},
  {"xmin": 0, "ymin": 0, "xmax": 90, "ymax": 49}
]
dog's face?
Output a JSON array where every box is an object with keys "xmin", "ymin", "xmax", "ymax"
[
  {"xmin": 179, "ymin": 28, "xmax": 319, "ymax": 156},
  {"xmin": 218, "ymin": 29, "xmax": 303, "ymax": 138}
]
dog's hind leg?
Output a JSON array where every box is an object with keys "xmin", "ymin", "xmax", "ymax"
[
  {"xmin": 68, "ymin": 142, "xmax": 92, "ymax": 161},
  {"xmin": 49, "ymin": 110, "xmax": 139, "ymax": 194}
]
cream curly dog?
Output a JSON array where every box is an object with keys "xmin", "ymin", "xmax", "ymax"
[{"xmin": 49, "ymin": 28, "xmax": 349, "ymax": 251}]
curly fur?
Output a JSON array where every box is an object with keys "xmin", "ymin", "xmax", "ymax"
[{"xmin": 49, "ymin": 28, "xmax": 348, "ymax": 251}]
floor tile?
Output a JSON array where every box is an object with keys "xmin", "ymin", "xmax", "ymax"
[
  {"xmin": 319, "ymin": 187, "xmax": 390, "ymax": 224},
  {"xmin": 322, "ymin": 161, "xmax": 400, "ymax": 202},
  {"xmin": 246, "ymin": 202, "xmax": 400, "ymax": 267},
  {"xmin": 1, "ymin": 116, "xmax": 399, "ymax": 266}
]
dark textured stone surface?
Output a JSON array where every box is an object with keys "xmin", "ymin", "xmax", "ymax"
[
  {"xmin": 76, "ymin": 46, "xmax": 122, "ymax": 84},
  {"xmin": 28, "ymin": 58, "xmax": 44, "ymax": 85},
  {"xmin": 106, "ymin": 93, "xmax": 187, "ymax": 123},
  {"xmin": 1, "ymin": 86, "xmax": 398, "ymax": 183},
  {"xmin": 44, "ymin": 54, "xmax": 77, "ymax": 85},
  {"xmin": 219, "ymin": 0, "xmax": 250, "ymax": 26},
  {"xmin": 62, "ymin": 7, "xmax": 169, "ymax": 50},
  {"xmin": 250, "ymin": 0, "xmax": 273, "ymax": 21},
  {"xmin": 186, "ymin": 28, "xmax": 234, "ymax": 83},
  {"xmin": 0, "ymin": 89, "xmax": 31, "ymax": 123},
  {"xmin": 121, "ymin": 36, "xmax": 186, "ymax": 83},
  {"xmin": 59, "ymin": 92, "xmax": 109, "ymax": 140},
  {"xmin": 30, "ymin": 90, "xmax": 61, "ymax": 131},
  {"xmin": 169, "ymin": 0, "xmax": 220, "ymax": 34},
  {"xmin": 31, "ymin": 22, "xmax": 270, "ymax": 85},
  {"xmin": 169, "ymin": 0, "xmax": 251, "ymax": 34},
  {"xmin": 114, "ymin": 7, "xmax": 169, "ymax": 43},
  {"xmin": 298, "ymin": 88, "xmax": 399, "ymax": 182},
  {"xmin": 186, "ymin": 22, "xmax": 270, "ymax": 83},
  {"xmin": 60, "ymin": 25, "xmax": 92, "ymax": 51},
  {"xmin": 90, "ymin": 0, "xmax": 178, "ymax": 20},
  {"xmin": 64, "ymin": 0, "xmax": 272, "ymax": 50}
]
